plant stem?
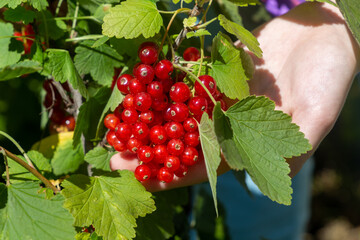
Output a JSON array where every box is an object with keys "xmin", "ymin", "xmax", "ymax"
[
  {"xmin": 195, "ymin": 17, "xmax": 217, "ymax": 29},
  {"xmin": 201, "ymin": 0, "xmax": 213, "ymax": 23},
  {"xmin": 65, "ymin": 34, "xmax": 104, "ymax": 42},
  {"xmin": 0, "ymin": 148, "xmax": 10, "ymax": 186},
  {"xmin": 70, "ymin": 1, "xmax": 80, "ymax": 39},
  {"xmin": 197, "ymin": 36, "xmax": 205, "ymax": 77},
  {"xmin": 55, "ymin": 16, "xmax": 102, "ymax": 23},
  {"xmin": 0, "ymin": 131, "xmax": 35, "ymax": 168},
  {"xmin": 173, "ymin": 64, "xmax": 217, "ymax": 105},
  {"xmin": 0, "ymin": 147, "xmax": 59, "ymax": 193},
  {"xmin": 55, "ymin": 0, "xmax": 64, "ymax": 16}
]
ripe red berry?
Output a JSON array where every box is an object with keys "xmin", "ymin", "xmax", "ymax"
[
  {"xmin": 164, "ymin": 155, "xmax": 180, "ymax": 172},
  {"xmin": 213, "ymin": 89, "xmax": 223, "ymax": 100},
  {"xmin": 195, "ymin": 75, "xmax": 217, "ymax": 98},
  {"xmin": 167, "ymin": 139, "xmax": 185, "ymax": 156},
  {"xmin": 127, "ymin": 138, "xmax": 143, "ymax": 153},
  {"xmin": 155, "ymin": 60, "xmax": 173, "ymax": 80},
  {"xmin": 150, "ymin": 111, "xmax": 164, "ymax": 127},
  {"xmin": 165, "ymin": 121, "xmax": 185, "ymax": 139},
  {"xmin": 174, "ymin": 164, "xmax": 188, "ymax": 178},
  {"xmin": 132, "ymin": 122, "xmax": 149, "ymax": 140},
  {"xmin": 134, "ymin": 92, "xmax": 152, "ymax": 112},
  {"xmin": 184, "ymin": 132, "xmax": 200, "ymax": 147},
  {"xmin": 114, "ymin": 105, "xmax": 123, "ymax": 119},
  {"xmin": 129, "ymin": 78, "xmax": 146, "ymax": 94},
  {"xmin": 121, "ymin": 108, "xmax": 138, "ymax": 124},
  {"xmin": 170, "ymin": 82, "xmax": 191, "ymax": 103},
  {"xmin": 151, "ymin": 94, "xmax": 168, "ymax": 111},
  {"xmin": 135, "ymin": 164, "xmax": 152, "ymax": 181},
  {"xmin": 147, "ymin": 162, "xmax": 161, "ymax": 179},
  {"xmin": 138, "ymin": 42, "xmax": 158, "ymax": 65},
  {"xmin": 183, "ymin": 47, "xmax": 201, "ymax": 61},
  {"xmin": 104, "ymin": 113, "xmax": 120, "ymax": 130},
  {"xmin": 139, "ymin": 110, "xmax": 154, "ymax": 124},
  {"xmin": 183, "ymin": 118, "xmax": 198, "ymax": 132},
  {"xmin": 188, "ymin": 97, "xmax": 208, "ymax": 116},
  {"xmin": 134, "ymin": 64, "xmax": 155, "ymax": 84},
  {"xmin": 153, "ymin": 144, "xmax": 168, "ymax": 164},
  {"xmin": 116, "ymin": 74, "xmax": 133, "ymax": 94},
  {"xmin": 106, "ymin": 130, "xmax": 117, "ymax": 146},
  {"xmin": 219, "ymin": 99, "xmax": 228, "ymax": 111},
  {"xmin": 149, "ymin": 125, "xmax": 167, "ymax": 144},
  {"xmin": 168, "ymin": 103, "xmax": 189, "ymax": 122},
  {"xmin": 147, "ymin": 81, "xmax": 163, "ymax": 98},
  {"xmin": 113, "ymin": 138, "xmax": 127, "ymax": 152},
  {"xmin": 160, "ymin": 77, "xmax": 174, "ymax": 93},
  {"xmin": 115, "ymin": 123, "xmax": 132, "ymax": 141},
  {"xmin": 62, "ymin": 116, "xmax": 76, "ymax": 131},
  {"xmin": 137, "ymin": 146, "xmax": 154, "ymax": 163},
  {"xmin": 157, "ymin": 167, "xmax": 174, "ymax": 183},
  {"xmin": 180, "ymin": 147, "xmax": 199, "ymax": 166}
]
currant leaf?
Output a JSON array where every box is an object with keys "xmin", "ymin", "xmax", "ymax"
[
  {"xmin": 31, "ymin": 132, "xmax": 74, "ymax": 159},
  {"xmin": 218, "ymin": 14, "xmax": 262, "ymax": 57},
  {"xmin": 0, "ymin": 0, "xmax": 22, "ymax": 8},
  {"xmin": 3, "ymin": 6, "xmax": 35, "ymax": 24},
  {"xmin": 336, "ymin": 0, "xmax": 360, "ymax": 45},
  {"xmin": 36, "ymin": 11, "xmax": 66, "ymax": 40},
  {"xmin": 183, "ymin": 17, "xmax": 197, "ymax": 28},
  {"xmin": 84, "ymin": 147, "xmax": 116, "ymax": 171},
  {"xmin": 225, "ymin": 96, "xmax": 312, "ymax": 205},
  {"xmin": 0, "ymin": 22, "xmax": 21, "ymax": 68},
  {"xmin": 102, "ymin": 0, "xmax": 163, "ymax": 39},
  {"xmin": 28, "ymin": 0, "xmax": 49, "ymax": 10},
  {"xmin": 198, "ymin": 112, "xmax": 221, "ymax": 216},
  {"xmin": 61, "ymin": 171, "xmax": 156, "ymax": 240},
  {"xmin": 225, "ymin": 0, "xmax": 260, "ymax": 6},
  {"xmin": 0, "ymin": 182, "xmax": 76, "ymax": 240},
  {"xmin": 0, "ymin": 61, "xmax": 42, "ymax": 81},
  {"xmin": 186, "ymin": 29, "xmax": 212, "ymax": 39}
]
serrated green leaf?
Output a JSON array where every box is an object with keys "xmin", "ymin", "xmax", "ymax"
[
  {"xmin": 186, "ymin": 29, "xmax": 211, "ymax": 39},
  {"xmin": 225, "ymin": 96, "xmax": 312, "ymax": 205},
  {"xmin": 218, "ymin": 0, "xmax": 243, "ymax": 26},
  {"xmin": 31, "ymin": 132, "xmax": 74, "ymax": 159},
  {"xmin": 74, "ymin": 40, "xmax": 123, "ymax": 86},
  {"xmin": 0, "ymin": 60, "xmax": 42, "ymax": 81},
  {"xmin": 28, "ymin": 0, "xmax": 49, "ymax": 10},
  {"xmin": 37, "ymin": 11, "xmax": 66, "ymax": 40},
  {"xmin": 307, "ymin": 0, "xmax": 337, "ymax": 7},
  {"xmin": 198, "ymin": 113, "xmax": 221, "ymax": 215},
  {"xmin": 337, "ymin": 0, "xmax": 360, "ymax": 45},
  {"xmin": 183, "ymin": 17, "xmax": 197, "ymax": 28},
  {"xmin": 5, "ymin": 150, "xmax": 52, "ymax": 183},
  {"xmin": 73, "ymin": 88, "xmax": 111, "ymax": 147},
  {"xmin": 218, "ymin": 14, "xmax": 262, "ymax": 57},
  {"xmin": 47, "ymin": 49, "xmax": 89, "ymax": 99},
  {"xmin": 84, "ymin": 147, "xmax": 115, "ymax": 171},
  {"xmin": 0, "ymin": 22, "xmax": 22, "ymax": 68},
  {"xmin": 225, "ymin": 0, "xmax": 260, "ymax": 6},
  {"xmin": 172, "ymin": 0, "xmax": 180, "ymax": 4},
  {"xmin": 3, "ymin": 6, "xmax": 35, "ymax": 24},
  {"xmin": 210, "ymin": 32, "xmax": 250, "ymax": 100},
  {"xmin": 51, "ymin": 137, "xmax": 84, "ymax": 175},
  {"xmin": 92, "ymin": 36, "xmax": 110, "ymax": 48},
  {"xmin": 0, "ymin": 182, "xmax": 76, "ymax": 240},
  {"xmin": 61, "ymin": 171, "xmax": 156, "ymax": 240},
  {"xmin": 94, "ymin": 4, "xmax": 112, "ymax": 22},
  {"xmin": 102, "ymin": 0, "xmax": 163, "ymax": 39},
  {"xmin": 0, "ymin": 0, "xmax": 22, "ymax": 8},
  {"xmin": 213, "ymin": 103, "xmax": 244, "ymax": 170}
]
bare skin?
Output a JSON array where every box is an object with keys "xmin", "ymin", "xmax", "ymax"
[{"xmin": 110, "ymin": 2, "xmax": 360, "ymax": 191}]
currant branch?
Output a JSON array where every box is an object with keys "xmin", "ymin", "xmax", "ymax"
[{"xmin": 0, "ymin": 148, "xmax": 10, "ymax": 186}]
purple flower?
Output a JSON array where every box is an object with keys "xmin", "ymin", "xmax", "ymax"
[{"xmin": 262, "ymin": 0, "xmax": 305, "ymax": 16}]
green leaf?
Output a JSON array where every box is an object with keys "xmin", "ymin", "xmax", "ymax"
[
  {"xmin": 78, "ymin": 0, "xmax": 120, "ymax": 14},
  {"xmin": 225, "ymin": 96, "xmax": 312, "ymax": 205},
  {"xmin": 210, "ymin": 32, "xmax": 250, "ymax": 100},
  {"xmin": 0, "ymin": 22, "xmax": 22, "ymax": 68},
  {"xmin": 51, "ymin": 137, "xmax": 84, "ymax": 175},
  {"xmin": 37, "ymin": 11, "xmax": 66, "ymax": 40},
  {"xmin": 5, "ymin": 150, "xmax": 52, "ymax": 183},
  {"xmin": 336, "ymin": 0, "xmax": 360, "ymax": 45},
  {"xmin": 74, "ymin": 40, "xmax": 123, "ymax": 86},
  {"xmin": 225, "ymin": 0, "xmax": 260, "ymax": 6},
  {"xmin": 306, "ymin": 0, "xmax": 337, "ymax": 7},
  {"xmin": 172, "ymin": 0, "xmax": 180, "ymax": 4},
  {"xmin": 184, "ymin": 0, "xmax": 193, "ymax": 3},
  {"xmin": 84, "ymin": 147, "xmax": 115, "ymax": 171},
  {"xmin": 92, "ymin": 36, "xmax": 110, "ymax": 48},
  {"xmin": 186, "ymin": 29, "xmax": 211, "ymax": 39},
  {"xmin": 3, "ymin": 6, "xmax": 35, "ymax": 24},
  {"xmin": 47, "ymin": 49, "xmax": 89, "ymax": 99},
  {"xmin": 0, "ymin": 0, "xmax": 22, "ymax": 8},
  {"xmin": 213, "ymin": 103, "xmax": 244, "ymax": 170},
  {"xmin": 0, "ymin": 61, "xmax": 42, "ymax": 81},
  {"xmin": 198, "ymin": 113, "xmax": 221, "ymax": 215},
  {"xmin": 217, "ymin": 0, "xmax": 243, "ymax": 26},
  {"xmin": 73, "ymin": 88, "xmax": 111, "ymax": 147},
  {"xmin": 61, "ymin": 171, "xmax": 156, "ymax": 240},
  {"xmin": 218, "ymin": 14, "xmax": 262, "ymax": 58},
  {"xmin": 28, "ymin": 0, "xmax": 49, "ymax": 10},
  {"xmin": 0, "ymin": 182, "xmax": 76, "ymax": 239},
  {"xmin": 183, "ymin": 17, "xmax": 197, "ymax": 28},
  {"xmin": 102, "ymin": 0, "xmax": 163, "ymax": 39}
]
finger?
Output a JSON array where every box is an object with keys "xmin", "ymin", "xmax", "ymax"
[{"xmin": 110, "ymin": 151, "xmax": 139, "ymax": 171}]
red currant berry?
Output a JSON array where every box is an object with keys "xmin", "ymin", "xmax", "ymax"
[
  {"xmin": 149, "ymin": 125, "xmax": 167, "ymax": 144},
  {"xmin": 129, "ymin": 78, "xmax": 146, "ymax": 94},
  {"xmin": 49, "ymin": 107, "xmax": 65, "ymax": 124},
  {"xmin": 132, "ymin": 122, "xmax": 149, "ymax": 140},
  {"xmin": 183, "ymin": 47, "xmax": 201, "ymax": 61},
  {"xmin": 127, "ymin": 138, "xmax": 143, "ymax": 153},
  {"xmin": 104, "ymin": 113, "xmax": 120, "ymax": 130},
  {"xmin": 155, "ymin": 60, "xmax": 173, "ymax": 80},
  {"xmin": 116, "ymin": 74, "xmax": 132, "ymax": 94},
  {"xmin": 150, "ymin": 111, "xmax": 164, "ymax": 127},
  {"xmin": 122, "ymin": 94, "xmax": 134, "ymax": 109},
  {"xmin": 195, "ymin": 75, "xmax": 217, "ymax": 98},
  {"xmin": 164, "ymin": 155, "xmax": 180, "ymax": 172},
  {"xmin": 167, "ymin": 139, "xmax": 185, "ymax": 156},
  {"xmin": 135, "ymin": 165, "xmax": 151, "ymax": 181},
  {"xmin": 153, "ymin": 144, "xmax": 168, "ymax": 164},
  {"xmin": 134, "ymin": 92, "xmax": 152, "ymax": 112},
  {"xmin": 139, "ymin": 110, "xmax": 154, "ymax": 124},
  {"xmin": 106, "ymin": 130, "xmax": 117, "ymax": 146},
  {"xmin": 151, "ymin": 94, "xmax": 168, "ymax": 111},
  {"xmin": 134, "ymin": 64, "xmax": 155, "ymax": 84},
  {"xmin": 113, "ymin": 138, "xmax": 127, "ymax": 152},
  {"xmin": 147, "ymin": 162, "xmax": 161, "ymax": 179},
  {"xmin": 170, "ymin": 82, "xmax": 191, "ymax": 103},
  {"xmin": 165, "ymin": 121, "xmax": 185, "ymax": 139},
  {"xmin": 138, "ymin": 42, "xmax": 158, "ymax": 65},
  {"xmin": 213, "ymin": 89, "xmax": 223, "ymax": 100},
  {"xmin": 183, "ymin": 118, "xmax": 198, "ymax": 132},
  {"xmin": 147, "ymin": 81, "xmax": 163, "ymax": 98},
  {"xmin": 188, "ymin": 97, "xmax": 208, "ymax": 116},
  {"xmin": 174, "ymin": 164, "xmax": 188, "ymax": 178},
  {"xmin": 114, "ymin": 104, "xmax": 123, "ymax": 119},
  {"xmin": 160, "ymin": 77, "xmax": 174, "ymax": 93},
  {"xmin": 121, "ymin": 108, "xmax": 138, "ymax": 124},
  {"xmin": 169, "ymin": 103, "xmax": 189, "ymax": 122},
  {"xmin": 184, "ymin": 132, "xmax": 200, "ymax": 147},
  {"xmin": 62, "ymin": 116, "xmax": 76, "ymax": 131},
  {"xmin": 43, "ymin": 80, "xmax": 52, "ymax": 93},
  {"xmin": 157, "ymin": 167, "xmax": 174, "ymax": 183},
  {"xmin": 137, "ymin": 146, "xmax": 154, "ymax": 163},
  {"xmin": 180, "ymin": 147, "xmax": 199, "ymax": 166},
  {"xmin": 115, "ymin": 123, "xmax": 132, "ymax": 141},
  {"xmin": 219, "ymin": 99, "xmax": 228, "ymax": 111}
]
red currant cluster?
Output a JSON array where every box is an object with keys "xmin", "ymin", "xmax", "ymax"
[
  {"xmin": 104, "ymin": 42, "xmax": 226, "ymax": 183},
  {"xmin": 43, "ymin": 80, "xmax": 76, "ymax": 134},
  {"xmin": 13, "ymin": 24, "xmax": 35, "ymax": 55}
]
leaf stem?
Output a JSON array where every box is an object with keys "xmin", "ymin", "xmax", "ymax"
[
  {"xmin": 201, "ymin": 0, "xmax": 213, "ymax": 23},
  {"xmin": 0, "ymin": 131, "xmax": 35, "ymax": 168},
  {"xmin": 197, "ymin": 35, "xmax": 205, "ymax": 77},
  {"xmin": 0, "ymin": 147, "xmax": 59, "ymax": 193},
  {"xmin": 0, "ymin": 148, "xmax": 10, "ymax": 186},
  {"xmin": 158, "ymin": 8, "xmax": 190, "ymax": 14},
  {"xmin": 55, "ymin": 0, "xmax": 64, "ymax": 16},
  {"xmin": 54, "ymin": 16, "xmax": 102, "ymax": 24},
  {"xmin": 70, "ymin": 1, "xmax": 80, "ymax": 39},
  {"xmin": 65, "ymin": 34, "xmax": 104, "ymax": 42},
  {"xmin": 195, "ymin": 17, "xmax": 217, "ymax": 29},
  {"xmin": 173, "ymin": 64, "xmax": 217, "ymax": 105}
]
